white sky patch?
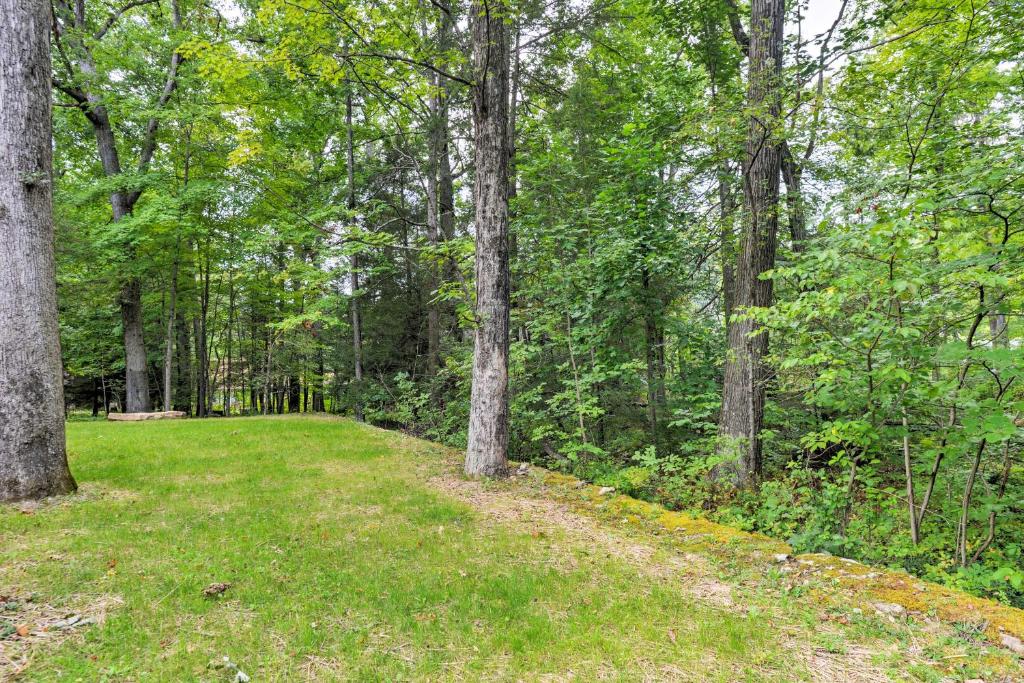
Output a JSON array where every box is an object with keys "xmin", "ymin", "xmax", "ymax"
[
  {"xmin": 790, "ymin": 0, "xmax": 850, "ymax": 72},
  {"xmin": 213, "ymin": 0, "xmax": 245, "ymax": 28}
]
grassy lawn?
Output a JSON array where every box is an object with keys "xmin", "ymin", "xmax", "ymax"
[
  {"xmin": 2, "ymin": 415, "xmax": 799, "ymax": 682},
  {"xmin": 3, "ymin": 415, "xmax": 1020, "ymax": 682}
]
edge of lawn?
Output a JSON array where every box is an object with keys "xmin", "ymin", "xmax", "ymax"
[{"xmin": 363, "ymin": 418, "xmax": 1024, "ymax": 660}]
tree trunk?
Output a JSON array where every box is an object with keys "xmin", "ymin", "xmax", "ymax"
[
  {"xmin": 347, "ymin": 91, "xmax": 365, "ymax": 422},
  {"xmin": 0, "ymin": 0, "xmax": 77, "ymax": 501},
  {"xmin": 714, "ymin": 0, "xmax": 784, "ymax": 487},
  {"xmin": 118, "ymin": 277, "xmax": 149, "ymax": 412},
  {"xmin": 163, "ymin": 242, "xmax": 180, "ymax": 412},
  {"xmin": 288, "ymin": 376, "xmax": 300, "ymax": 413},
  {"xmin": 718, "ymin": 164, "xmax": 737, "ymax": 327},
  {"xmin": 465, "ymin": 0, "xmax": 511, "ymax": 478},
  {"xmin": 425, "ymin": 69, "xmax": 444, "ymax": 376},
  {"xmin": 781, "ymin": 143, "xmax": 807, "ymax": 249},
  {"xmin": 174, "ymin": 314, "xmax": 192, "ymax": 414},
  {"xmin": 193, "ymin": 311, "xmax": 208, "ymax": 418},
  {"xmin": 225, "ymin": 270, "xmax": 235, "ymax": 415},
  {"xmin": 643, "ymin": 267, "xmax": 661, "ymax": 450}
]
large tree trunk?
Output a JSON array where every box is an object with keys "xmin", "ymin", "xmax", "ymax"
[
  {"xmin": 465, "ymin": 0, "xmax": 511, "ymax": 478},
  {"xmin": 0, "ymin": 0, "xmax": 77, "ymax": 501},
  {"xmin": 120, "ymin": 277, "xmax": 150, "ymax": 412},
  {"xmin": 715, "ymin": 0, "xmax": 785, "ymax": 487}
]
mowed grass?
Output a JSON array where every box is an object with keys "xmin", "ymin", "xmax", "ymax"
[{"xmin": 2, "ymin": 416, "xmax": 800, "ymax": 681}]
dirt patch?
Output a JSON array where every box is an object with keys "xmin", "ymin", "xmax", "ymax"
[
  {"xmin": 800, "ymin": 644, "xmax": 889, "ymax": 683},
  {"xmin": 2, "ymin": 483, "xmax": 138, "ymax": 516},
  {"xmin": 0, "ymin": 591, "xmax": 122, "ymax": 679}
]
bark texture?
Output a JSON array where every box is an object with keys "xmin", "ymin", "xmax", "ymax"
[
  {"xmin": 0, "ymin": 0, "xmax": 77, "ymax": 501},
  {"xmin": 465, "ymin": 0, "xmax": 511, "ymax": 478},
  {"xmin": 715, "ymin": 0, "xmax": 784, "ymax": 486}
]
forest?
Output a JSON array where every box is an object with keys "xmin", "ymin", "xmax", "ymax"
[{"xmin": 2, "ymin": 0, "xmax": 1024, "ymax": 671}]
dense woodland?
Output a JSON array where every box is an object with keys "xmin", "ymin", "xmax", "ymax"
[{"xmin": 4, "ymin": 0, "xmax": 1022, "ymax": 607}]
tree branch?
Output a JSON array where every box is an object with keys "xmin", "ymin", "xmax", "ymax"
[{"xmin": 94, "ymin": 0, "xmax": 160, "ymax": 40}]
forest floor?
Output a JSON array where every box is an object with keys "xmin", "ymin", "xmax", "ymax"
[{"xmin": 1, "ymin": 415, "xmax": 1022, "ymax": 682}]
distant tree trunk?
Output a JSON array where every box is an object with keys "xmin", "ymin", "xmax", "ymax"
[
  {"xmin": 643, "ymin": 267, "xmax": 661, "ymax": 450},
  {"xmin": 194, "ymin": 241, "xmax": 211, "ymax": 417},
  {"xmin": 313, "ymin": 347, "xmax": 325, "ymax": 411},
  {"xmin": 0, "ymin": 0, "xmax": 77, "ymax": 501},
  {"xmin": 163, "ymin": 241, "xmax": 180, "ymax": 412},
  {"xmin": 288, "ymin": 376, "xmax": 300, "ymax": 413},
  {"xmin": 225, "ymin": 271, "xmax": 235, "ymax": 415},
  {"xmin": 425, "ymin": 71, "xmax": 443, "ymax": 376},
  {"xmin": 465, "ymin": 0, "xmax": 511, "ymax": 478},
  {"xmin": 715, "ymin": 0, "xmax": 785, "ymax": 487},
  {"xmin": 262, "ymin": 334, "xmax": 272, "ymax": 416},
  {"xmin": 347, "ymin": 91, "xmax": 365, "ymax": 422},
  {"xmin": 174, "ymin": 314, "xmax": 192, "ymax": 414},
  {"xmin": 194, "ymin": 315, "xmax": 208, "ymax": 417},
  {"xmin": 781, "ymin": 143, "xmax": 807, "ymax": 249}
]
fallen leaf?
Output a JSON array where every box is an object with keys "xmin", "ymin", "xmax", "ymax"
[
  {"xmin": 667, "ymin": 628, "xmax": 677, "ymax": 644},
  {"xmin": 203, "ymin": 582, "xmax": 231, "ymax": 597},
  {"xmin": 16, "ymin": 624, "xmax": 29, "ymax": 637}
]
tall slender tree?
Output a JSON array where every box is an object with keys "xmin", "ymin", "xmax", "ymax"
[
  {"xmin": 0, "ymin": 0, "xmax": 77, "ymax": 502},
  {"xmin": 465, "ymin": 0, "xmax": 512, "ymax": 477},
  {"xmin": 347, "ymin": 91, "xmax": 366, "ymax": 422}
]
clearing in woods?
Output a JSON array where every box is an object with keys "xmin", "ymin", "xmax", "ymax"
[{"xmin": 1, "ymin": 416, "xmax": 1021, "ymax": 681}]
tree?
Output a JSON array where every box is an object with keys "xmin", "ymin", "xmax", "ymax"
[
  {"xmin": 52, "ymin": 0, "xmax": 186, "ymax": 413},
  {"xmin": 465, "ymin": 0, "xmax": 512, "ymax": 477},
  {"xmin": 714, "ymin": 0, "xmax": 785, "ymax": 486},
  {"xmin": 0, "ymin": 0, "xmax": 77, "ymax": 502}
]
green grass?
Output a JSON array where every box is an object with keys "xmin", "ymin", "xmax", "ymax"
[{"xmin": 1, "ymin": 416, "xmax": 846, "ymax": 680}]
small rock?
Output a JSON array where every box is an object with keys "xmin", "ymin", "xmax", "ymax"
[
  {"xmin": 598, "ymin": 486, "xmax": 615, "ymax": 495},
  {"xmin": 773, "ymin": 553, "xmax": 792, "ymax": 563},
  {"xmin": 1001, "ymin": 633, "xmax": 1024, "ymax": 654},
  {"xmin": 872, "ymin": 602, "xmax": 907, "ymax": 619},
  {"xmin": 49, "ymin": 615, "xmax": 82, "ymax": 630},
  {"xmin": 213, "ymin": 656, "xmax": 251, "ymax": 683}
]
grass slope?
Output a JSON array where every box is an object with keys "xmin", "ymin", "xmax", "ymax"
[{"xmin": 0, "ymin": 416, "xmax": 1020, "ymax": 681}]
